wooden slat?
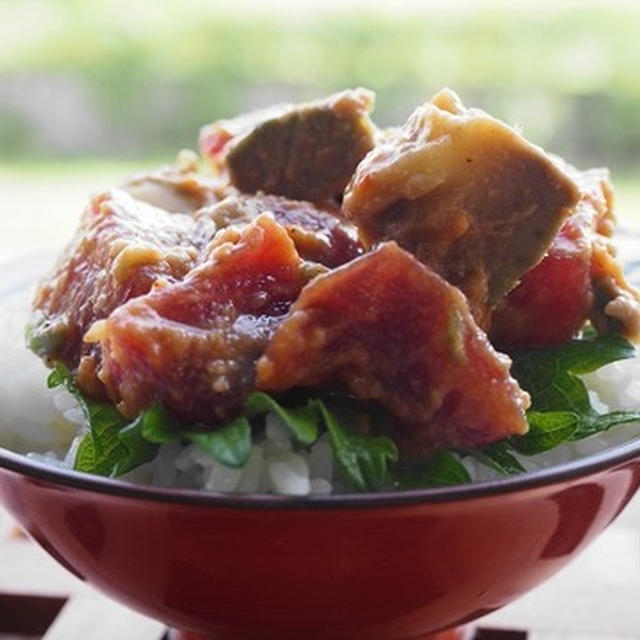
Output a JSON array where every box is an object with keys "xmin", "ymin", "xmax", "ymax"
[
  {"xmin": 0, "ymin": 593, "xmax": 66, "ymax": 636},
  {"xmin": 473, "ymin": 629, "xmax": 527, "ymax": 640}
]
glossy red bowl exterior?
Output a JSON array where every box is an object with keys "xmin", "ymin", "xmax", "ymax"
[{"xmin": 2, "ymin": 441, "xmax": 640, "ymax": 639}]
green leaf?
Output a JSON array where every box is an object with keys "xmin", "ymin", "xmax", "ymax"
[
  {"xmin": 47, "ymin": 363, "xmax": 132, "ymax": 476},
  {"xmin": 187, "ymin": 417, "xmax": 252, "ymax": 468},
  {"xmin": 511, "ymin": 411, "xmax": 580, "ymax": 455},
  {"xmin": 72, "ymin": 429, "xmax": 126, "ymax": 476},
  {"xmin": 73, "ymin": 434, "xmax": 100, "ymax": 475},
  {"xmin": 47, "ymin": 363, "xmax": 127, "ymax": 435},
  {"xmin": 507, "ymin": 409, "xmax": 640, "ymax": 457},
  {"xmin": 137, "ymin": 404, "xmax": 183, "ymax": 443},
  {"xmin": 47, "ymin": 361, "xmax": 74, "ymax": 390},
  {"xmin": 113, "ymin": 419, "xmax": 159, "ymax": 476},
  {"xmin": 579, "ymin": 324, "xmax": 598, "ymax": 340},
  {"xmin": 510, "ymin": 335, "xmax": 635, "ymax": 413},
  {"xmin": 246, "ymin": 391, "xmax": 319, "ymax": 444},
  {"xmin": 114, "ymin": 404, "xmax": 187, "ymax": 475},
  {"xmin": 553, "ymin": 334, "xmax": 636, "ymax": 375},
  {"xmin": 314, "ymin": 399, "xmax": 398, "ymax": 491},
  {"xmin": 506, "ymin": 335, "xmax": 640, "ymax": 455},
  {"xmin": 570, "ymin": 410, "xmax": 640, "ymax": 441},
  {"xmin": 464, "ymin": 440, "xmax": 526, "ymax": 475},
  {"xmin": 394, "ymin": 451, "xmax": 471, "ymax": 488}
]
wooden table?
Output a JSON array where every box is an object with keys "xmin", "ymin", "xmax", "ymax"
[{"xmin": 2, "ymin": 497, "xmax": 639, "ymax": 639}]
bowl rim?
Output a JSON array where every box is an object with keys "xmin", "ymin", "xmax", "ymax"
[{"xmin": 2, "ymin": 437, "xmax": 640, "ymax": 510}]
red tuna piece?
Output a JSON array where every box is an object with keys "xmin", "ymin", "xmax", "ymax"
[
  {"xmin": 256, "ymin": 243, "xmax": 529, "ymax": 450},
  {"xmin": 97, "ymin": 215, "xmax": 307, "ymax": 423},
  {"xmin": 490, "ymin": 208, "xmax": 593, "ymax": 346},
  {"xmin": 196, "ymin": 193, "xmax": 362, "ymax": 268},
  {"xmin": 31, "ymin": 190, "xmax": 197, "ymax": 371}
]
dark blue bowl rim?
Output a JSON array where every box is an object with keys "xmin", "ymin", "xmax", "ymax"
[{"xmin": 2, "ymin": 436, "xmax": 640, "ymax": 510}]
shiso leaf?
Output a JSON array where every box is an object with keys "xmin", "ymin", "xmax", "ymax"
[
  {"xmin": 187, "ymin": 417, "xmax": 252, "ymax": 468},
  {"xmin": 72, "ymin": 434, "xmax": 98, "ymax": 474},
  {"xmin": 511, "ymin": 411, "xmax": 580, "ymax": 455},
  {"xmin": 48, "ymin": 362, "xmax": 130, "ymax": 476},
  {"xmin": 393, "ymin": 450, "xmax": 471, "ymax": 488},
  {"xmin": 509, "ymin": 334, "xmax": 636, "ymax": 413},
  {"xmin": 570, "ymin": 410, "xmax": 640, "ymax": 441},
  {"xmin": 137, "ymin": 403, "xmax": 183, "ymax": 443},
  {"xmin": 313, "ymin": 399, "xmax": 398, "ymax": 491},
  {"xmin": 114, "ymin": 414, "xmax": 159, "ymax": 476},
  {"xmin": 114, "ymin": 403, "xmax": 182, "ymax": 475},
  {"xmin": 246, "ymin": 391, "xmax": 319, "ymax": 444},
  {"xmin": 463, "ymin": 440, "xmax": 526, "ymax": 475},
  {"xmin": 138, "ymin": 405, "xmax": 257, "ymax": 469},
  {"xmin": 47, "ymin": 363, "xmax": 126, "ymax": 434},
  {"xmin": 501, "ymin": 334, "xmax": 640, "ymax": 458}
]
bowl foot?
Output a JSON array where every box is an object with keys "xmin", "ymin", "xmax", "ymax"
[{"xmin": 169, "ymin": 625, "xmax": 471, "ymax": 640}]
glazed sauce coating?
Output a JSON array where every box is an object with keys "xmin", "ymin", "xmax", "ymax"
[{"xmin": 343, "ymin": 89, "xmax": 580, "ymax": 326}]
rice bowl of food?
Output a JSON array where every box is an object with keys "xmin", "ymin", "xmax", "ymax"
[{"xmin": 1, "ymin": 88, "xmax": 640, "ymax": 639}]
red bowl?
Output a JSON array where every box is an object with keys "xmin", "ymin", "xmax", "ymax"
[{"xmin": 2, "ymin": 441, "xmax": 640, "ymax": 639}]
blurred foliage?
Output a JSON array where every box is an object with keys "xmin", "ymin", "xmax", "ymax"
[{"xmin": 0, "ymin": 1, "xmax": 639, "ymax": 175}]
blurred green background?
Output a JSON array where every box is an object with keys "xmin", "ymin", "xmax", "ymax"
[{"xmin": 1, "ymin": 0, "xmax": 639, "ymax": 260}]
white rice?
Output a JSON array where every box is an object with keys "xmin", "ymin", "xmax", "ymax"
[
  {"xmin": 2, "ymin": 287, "xmax": 640, "ymax": 496},
  {"xmin": 120, "ymin": 430, "xmax": 336, "ymax": 496}
]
